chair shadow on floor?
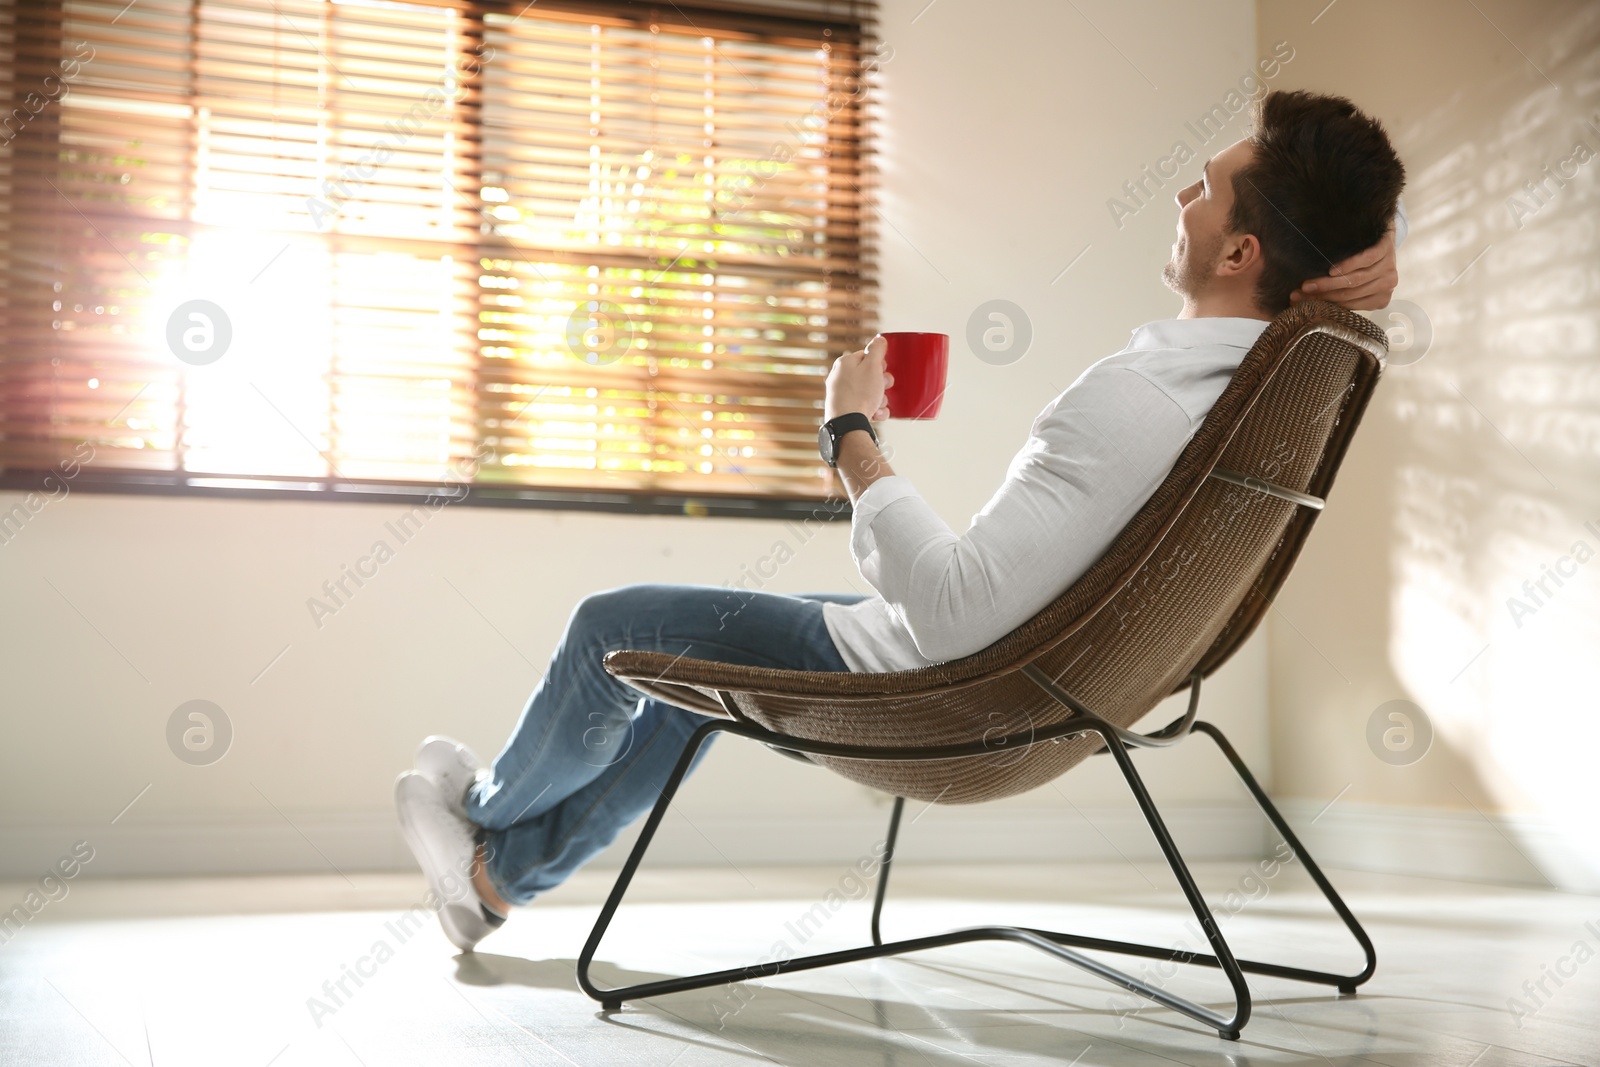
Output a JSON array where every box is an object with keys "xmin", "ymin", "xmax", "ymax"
[{"xmin": 453, "ymin": 950, "xmax": 1390, "ymax": 1066}]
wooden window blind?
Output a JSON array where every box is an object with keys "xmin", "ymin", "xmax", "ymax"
[{"xmin": 0, "ymin": 0, "xmax": 879, "ymax": 514}]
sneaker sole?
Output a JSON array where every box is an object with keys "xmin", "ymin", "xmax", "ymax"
[{"xmin": 394, "ymin": 774, "xmax": 490, "ymax": 951}]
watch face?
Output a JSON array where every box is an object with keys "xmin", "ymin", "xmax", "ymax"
[{"xmin": 817, "ymin": 422, "xmax": 835, "ymax": 466}]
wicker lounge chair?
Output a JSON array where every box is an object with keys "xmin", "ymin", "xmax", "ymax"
[{"xmin": 578, "ymin": 299, "xmax": 1388, "ymax": 1041}]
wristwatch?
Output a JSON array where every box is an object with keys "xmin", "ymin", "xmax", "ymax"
[{"xmin": 817, "ymin": 412, "xmax": 878, "ymax": 468}]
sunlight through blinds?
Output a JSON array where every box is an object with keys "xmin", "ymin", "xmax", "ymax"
[{"xmin": 0, "ymin": 0, "xmax": 879, "ymax": 505}]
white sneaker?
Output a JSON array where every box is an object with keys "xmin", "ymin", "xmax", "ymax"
[
  {"xmin": 394, "ymin": 771, "xmax": 503, "ymax": 952},
  {"xmin": 416, "ymin": 735, "xmax": 487, "ymax": 818}
]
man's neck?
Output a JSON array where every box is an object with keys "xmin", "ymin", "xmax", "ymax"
[{"xmin": 1178, "ymin": 290, "xmax": 1273, "ymax": 321}]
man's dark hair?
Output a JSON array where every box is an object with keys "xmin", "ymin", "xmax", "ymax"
[{"xmin": 1229, "ymin": 90, "xmax": 1405, "ymax": 313}]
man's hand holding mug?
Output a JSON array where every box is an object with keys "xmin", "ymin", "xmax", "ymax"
[
  {"xmin": 825, "ymin": 335, "xmax": 893, "ymax": 423},
  {"xmin": 825, "ymin": 332, "xmax": 950, "ymax": 422}
]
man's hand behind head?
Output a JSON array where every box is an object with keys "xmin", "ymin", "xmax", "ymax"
[{"xmin": 1291, "ymin": 221, "xmax": 1399, "ymax": 311}]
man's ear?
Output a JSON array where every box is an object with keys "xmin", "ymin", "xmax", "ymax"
[
  {"xmin": 1209, "ymin": 230, "xmax": 1260, "ymax": 287},
  {"xmin": 1217, "ymin": 232, "xmax": 1262, "ymax": 278}
]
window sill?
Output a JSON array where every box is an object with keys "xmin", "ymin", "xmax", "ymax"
[{"xmin": 0, "ymin": 470, "xmax": 853, "ymax": 522}]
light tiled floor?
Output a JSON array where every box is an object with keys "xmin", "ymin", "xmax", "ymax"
[{"xmin": 2, "ymin": 861, "xmax": 1597, "ymax": 1066}]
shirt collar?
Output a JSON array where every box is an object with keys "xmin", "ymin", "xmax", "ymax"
[{"xmin": 1124, "ymin": 317, "xmax": 1270, "ymax": 353}]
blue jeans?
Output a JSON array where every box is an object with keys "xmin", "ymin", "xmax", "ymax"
[{"xmin": 465, "ymin": 582, "xmax": 866, "ymax": 904}]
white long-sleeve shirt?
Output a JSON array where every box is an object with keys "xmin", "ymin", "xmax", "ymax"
[
  {"xmin": 822, "ymin": 316, "xmax": 1271, "ymax": 672},
  {"xmin": 824, "ymin": 205, "xmax": 1409, "ymax": 673}
]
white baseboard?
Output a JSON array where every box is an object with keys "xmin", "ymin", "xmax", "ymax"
[
  {"xmin": 1276, "ymin": 799, "xmax": 1600, "ymax": 893},
  {"xmin": 14, "ymin": 798, "xmax": 1595, "ymax": 893},
  {"xmin": 0, "ymin": 802, "xmax": 1267, "ymax": 879}
]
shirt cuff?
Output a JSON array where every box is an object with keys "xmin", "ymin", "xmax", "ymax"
[
  {"xmin": 853, "ymin": 473, "xmax": 920, "ymax": 522},
  {"xmin": 848, "ymin": 474, "xmax": 922, "ymax": 579}
]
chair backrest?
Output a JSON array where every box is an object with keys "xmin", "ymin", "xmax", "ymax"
[{"xmin": 605, "ymin": 301, "xmax": 1388, "ymax": 804}]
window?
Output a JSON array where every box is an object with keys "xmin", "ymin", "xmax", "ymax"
[{"xmin": 0, "ymin": 0, "xmax": 879, "ymax": 515}]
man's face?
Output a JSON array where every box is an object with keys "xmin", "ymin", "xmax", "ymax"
[{"xmin": 1163, "ymin": 137, "xmax": 1253, "ymax": 299}]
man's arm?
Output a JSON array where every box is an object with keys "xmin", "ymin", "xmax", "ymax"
[
  {"xmin": 825, "ymin": 355, "xmax": 1195, "ymax": 663},
  {"xmin": 836, "ymin": 429, "xmax": 896, "ymax": 503}
]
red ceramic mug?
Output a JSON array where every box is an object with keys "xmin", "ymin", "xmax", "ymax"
[{"xmin": 880, "ymin": 332, "xmax": 949, "ymax": 419}]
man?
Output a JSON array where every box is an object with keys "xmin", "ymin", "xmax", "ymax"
[{"xmin": 395, "ymin": 89, "xmax": 1407, "ymax": 950}]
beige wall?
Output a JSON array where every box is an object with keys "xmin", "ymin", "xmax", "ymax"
[
  {"xmin": 1259, "ymin": 0, "xmax": 1600, "ymax": 888},
  {"xmin": 0, "ymin": 0, "xmax": 1268, "ymax": 876}
]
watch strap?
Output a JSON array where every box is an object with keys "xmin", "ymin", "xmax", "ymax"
[{"xmin": 820, "ymin": 412, "xmax": 877, "ymax": 467}]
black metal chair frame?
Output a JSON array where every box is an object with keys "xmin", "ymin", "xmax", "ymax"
[{"xmin": 575, "ymin": 668, "xmax": 1377, "ymax": 1041}]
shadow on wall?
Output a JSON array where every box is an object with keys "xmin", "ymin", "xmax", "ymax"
[{"xmin": 1385, "ymin": 3, "xmax": 1600, "ymax": 888}]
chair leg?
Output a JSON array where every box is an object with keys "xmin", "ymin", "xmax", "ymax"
[
  {"xmin": 576, "ymin": 717, "xmax": 726, "ymax": 1010},
  {"xmin": 1091, "ymin": 727, "xmax": 1252, "ymax": 1038},
  {"xmin": 575, "ymin": 717, "xmax": 1372, "ymax": 1043},
  {"xmin": 863, "ymin": 739, "xmax": 1254, "ymax": 1039},
  {"xmin": 1005, "ymin": 721, "xmax": 1377, "ymax": 1035},
  {"xmin": 1191, "ymin": 720, "xmax": 1377, "ymax": 992},
  {"xmin": 869, "ymin": 796, "xmax": 904, "ymax": 947}
]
